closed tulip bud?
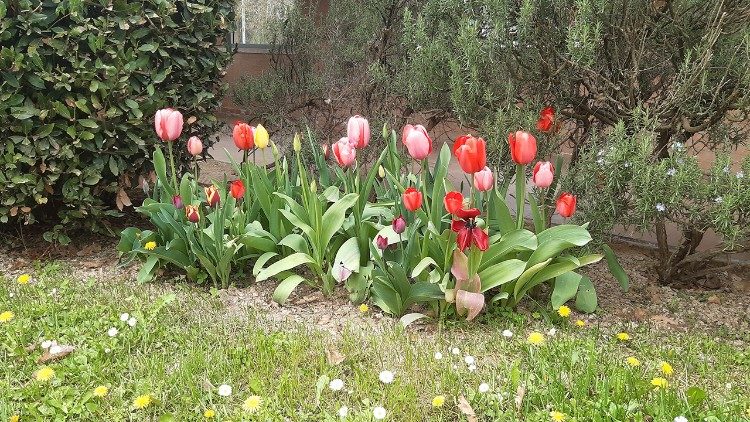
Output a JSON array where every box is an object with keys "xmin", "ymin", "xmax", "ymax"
[
  {"xmin": 310, "ymin": 179, "xmax": 317, "ymax": 192},
  {"xmin": 204, "ymin": 185, "xmax": 220, "ymax": 207},
  {"xmin": 332, "ymin": 137, "xmax": 356, "ymax": 168},
  {"xmin": 321, "ymin": 143, "xmax": 329, "ymax": 159},
  {"xmin": 293, "ymin": 133, "xmax": 302, "ymax": 152},
  {"xmin": 378, "ymin": 165, "xmax": 385, "ymax": 178},
  {"xmin": 402, "ymin": 187, "xmax": 423, "ymax": 212},
  {"xmin": 172, "ymin": 195, "xmax": 183, "ymax": 209},
  {"xmin": 532, "ymin": 161, "xmax": 555, "ymax": 188},
  {"xmin": 382, "ymin": 122, "xmax": 389, "ymax": 139},
  {"xmin": 154, "ymin": 108, "xmax": 183, "ymax": 141},
  {"xmin": 185, "ymin": 204, "xmax": 200, "ymax": 223},
  {"xmin": 229, "ymin": 180, "xmax": 245, "ymax": 200},
  {"xmin": 443, "ymin": 191, "xmax": 464, "ymax": 215},
  {"xmin": 254, "ymin": 124, "xmax": 269, "ymax": 149},
  {"xmin": 508, "ymin": 131, "xmax": 537, "ymax": 165},
  {"xmin": 376, "ymin": 234, "xmax": 389, "ymax": 250},
  {"xmin": 392, "ymin": 215, "xmax": 406, "ymax": 234},
  {"xmin": 473, "ymin": 166, "xmax": 494, "ymax": 191},
  {"xmin": 347, "ymin": 115, "xmax": 370, "ymax": 149},
  {"xmin": 402, "ymin": 124, "xmax": 433, "ymax": 161},
  {"xmin": 187, "ymin": 136, "xmax": 203, "ymax": 156},
  {"xmin": 556, "ymin": 192, "xmax": 577, "ymax": 218},
  {"xmin": 453, "ymin": 134, "xmax": 487, "ymax": 173},
  {"xmin": 233, "ymin": 122, "xmax": 254, "ymax": 150}
]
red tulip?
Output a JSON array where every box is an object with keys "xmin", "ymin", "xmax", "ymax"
[
  {"xmin": 473, "ymin": 167, "xmax": 494, "ymax": 192},
  {"xmin": 205, "ymin": 185, "xmax": 220, "ymax": 207},
  {"xmin": 556, "ymin": 192, "xmax": 577, "ymax": 218},
  {"xmin": 451, "ymin": 212, "xmax": 489, "ymax": 252},
  {"xmin": 332, "ymin": 137, "xmax": 356, "ymax": 168},
  {"xmin": 233, "ymin": 122, "xmax": 255, "ymax": 150},
  {"xmin": 402, "ymin": 124, "xmax": 433, "ymax": 160},
  {"xmin": 187, "ymin": 136, "xmax": 203, "ymax": 156},
  {"xmin": 402, "ymin": 187, "xmax": 423, "ymax": 212},
  {"xmin": 376, "ymin": 235, "xmax": 389, "ymax": 250},
  {"xmin": 508, "ymin": 131, "xmax": 537, "ymax": 165},
  {"xmin": 537, "ymin": 107, "xmax": 555, "ymax": 133},
  {"xmin": 154, "ymin": 108, "xmax": 183, "ymax": 141},
  {"xmin": 172, "ymin": 195, "xmax": 183, "ymax": 209},
  {"xmin": 347, "ymin": 115, "xmax": 370, "ymax": 149},
  {"xmin": 453, "ymin": 135, "xmax": 487, "ymax": 174},
  {"xmin": 392, "ymin": 215, "xmax": 406, "ymax": 234},
  {"xmin": 229, "ymin": 180, "xmax": 245, "ymax": 200},
  {"xmin": 185, "ymin": 204, "xmax": 200, "ymax": 223},
  {"xmin": 443, "ymin": 191, "xmax": 464, "ymax": 215},
  {"xmin": 532, "ymin": 161, "xmax": 555, "ymax": 188}
]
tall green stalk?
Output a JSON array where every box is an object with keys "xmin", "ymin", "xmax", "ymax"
[{"xmin": 515, "ymin": 164, "xmax": 525, "ymax": 229}]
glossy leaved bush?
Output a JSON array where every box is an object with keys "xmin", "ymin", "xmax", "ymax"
[{"xmin": 0, "ymin": 0, "xmax": 233, "ymax": 242}]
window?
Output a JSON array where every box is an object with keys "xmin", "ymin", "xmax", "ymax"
[{"xmin": 233, "ymin": 0, "xmax": 294, "ymax": 47}]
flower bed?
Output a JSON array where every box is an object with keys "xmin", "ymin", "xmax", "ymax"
[{"xmin": 119, "ymin": 108, "xmax": 628, "ymax": 321}]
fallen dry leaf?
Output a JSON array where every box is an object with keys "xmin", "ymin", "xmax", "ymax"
[
  {"xmin": 37, "ymin": 345, "xmax": 75, "ymax": 364},
  {"xmin": 324, "ymin": 346, "xmax": 345, "ymax": 366},
  {"xmin": 514, "ymin": 384, "xmax": 526, "ymax": 410},
  {"xmin": 458, "ymin": 395, "xmax": 477, "ymax": 422}
]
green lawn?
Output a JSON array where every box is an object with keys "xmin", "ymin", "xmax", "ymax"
[{"xmin": 1, "ymin": 262, "xmax": 748, "ymax": 421}]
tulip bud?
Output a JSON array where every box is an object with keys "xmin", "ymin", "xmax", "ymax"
[
  {"xmin": 382, "ymin": 122, "xmax": 389, "ymax": 139},
  {"xmin": 233, "ymin": 121, "xmax": 254, "ymax": 150},
  {"xmin": 392, "ymin": 215, "xmax": 406, "ymax": 234},
  {"xmin": 172, "ymin": 195, "xmax": 183, "ymax": 209},
  {"xmin": 402, "ymin": 187, "xmax": 423, "ymax": 212},
  {"xmin": 185, "ymin": 205, "xmax": 200, "ymax": 223},
  {"xmin": 532, "ymin": 161, "xmax": 555, "ymax": 188},
  {"xmin": 453, "ymin": 134, "xmax": 486, "ymax": 173},
  {"xmin": 508, "ymin": 131, "xmax": 537, "ymax": 165},
  {"xmin": 310, "ymin": 179, "xmax": 317, "ymax": 192},
  {"xmin": 293, "ymin": 133, "xmax": 301, "ymax": 152},
  {"xmin": 402, "ymin": 124, "xmax": 433, "ymax": 161},
  {"xmin": 272, "ymin": 142, "xmax": 279, "ymax": 157},
  {"xmin": 204, "ymin": 185, "xmax": 220, "ymax": 207},
  {"xmin": 378, "ymin": 165, "xmax": 385, "ymax": 178},
  {"xmin": 154, "ymin": 108, "xmax": 183, "ymax": 142},
  {"xmin": 254, "ymin": 124, "xmax": 269, "ymax": 149},
  {"xmin": 443, "ymin": 191, "xmax": 464, "ymax": 215},
  {"xmin": 556, "ymin": 192, "xmax": 577, "ymax": 218},
  {"xmin": 346, "ymin": 115, "xmax": 370, "ymax": 149},
  {"xmin": 229, "ymin": 180, "xmax": 245, "ymax": 200},
  {"xmin": 321, "ymin": 143, "xmax": 329, "ymax": 159},
  {"xmin": 473, "ymin": 166, "xmax": 494, "ymax": 192},
  {"xmin": 187, "ymin": 136, "xmax": 203, "ymax": 156},
  {"xmin": 376, "ymin": 235, "xmax": 389, "ymax": 250}
]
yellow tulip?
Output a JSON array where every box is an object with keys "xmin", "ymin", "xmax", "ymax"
[
  {"xmin": 254, "ymin": 124, "xmax": 269, "ymax": 149},
  {"xmin": 293, "ymin": 133, "xmax": 302, "ymax": 152}
]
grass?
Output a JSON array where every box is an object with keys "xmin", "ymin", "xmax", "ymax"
[{"xmin": 1, "ymin": 262, "xmax": 749, "ymax": 421}]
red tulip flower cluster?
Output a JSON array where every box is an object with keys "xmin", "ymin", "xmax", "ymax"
[{"xmin": 444, "ymin": 191, "xmax": 489, "ymax": 252}]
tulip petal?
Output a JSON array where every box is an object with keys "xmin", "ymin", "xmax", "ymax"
[{"xmin": 456, "ymin": 290, "xmax": 485, "ymax": 321}]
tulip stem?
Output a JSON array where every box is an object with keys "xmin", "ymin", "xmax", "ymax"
[
  {"xmin": 421, "ymin": 159, "xmax": 431, "ymax": 223},
  {"xmin": 167, "ymin": 141, "xmax": 178, "ymax": 193},
  {"xmin": 515, "ymin": 164, "xmax": 525, "ymax": 229}
]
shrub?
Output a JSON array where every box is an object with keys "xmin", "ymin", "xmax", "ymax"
[{"xmin": 0, "ymin": 0, "xmax": 233, "ymax": 242}]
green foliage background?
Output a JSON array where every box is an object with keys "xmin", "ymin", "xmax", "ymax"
[{"xmin": 0, "ymin": 0, "xmax": 234, "ymax": 242}]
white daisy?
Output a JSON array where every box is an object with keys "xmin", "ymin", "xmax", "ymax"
[
  {"xmin": 451, "ymin": 347, "xmax": 460, "ymax": 355},
  {"xmin": 127, "ymin": 317, "xmax": 137, "ymax": 327},
  {"xmin": 49, "ymin": 345, "xmax": 62, "ymax": 355},
  {"xmin": 434, "ymin": 352, "xmax": 443, "ymax": 360},
  {"xmin": 736, "ymin": 171, "xmax": 744, "ymax": 179},
  {"xmin": 464, "ymin": 355, "xmax": 475, "ymax": 365},
  {"xmin": 673, "ymin": 416, "xmax": 688, "ymax": 422},
  {"xmin": 338, "ymin": 406, "xmax": 348, "ymax": 418},
  {"xmin": 502, "ymin": 329, "xmax": 513, "ymax": 338},
  {"xmin": 468, "ymin": 364, "xmax": 477, "ymax": 372},
  {"xmin": 547, "ymin": 328, "xmax": 557, "ymax": 336},
  {"xmin": 119, "ymin": 313, "xmax": 130, "ymax": 322},
  {"xmin": 329, "ymin": 378, "xmax": 344, "ymax": 391},
  {"xmin": 666, "ymin": 168, "xmax": 676, "ymax": 176},
  {"xmin": 478, "ymin": 383, "xmax": 490, "ymax": 393},
  {"xmin": 373, "ymin": 406, "xmax": 387, "ymax": 420},
  {"xmin": 107, "ymin": 327, "xmax": 118, "ymax": 337},
  {"xmin": 217, "ymin": 384, "xmax": 232, "ymax": 397},
  {"xmin": 656, "ymin": 203, "xmax": 666, "ymax": 212},
  {"xmin": 378, "ymin": 371, "xmax": 394, "ymax": 384}
]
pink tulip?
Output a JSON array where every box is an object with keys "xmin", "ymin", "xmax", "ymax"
[
  {"xmin": 532, "ymin": 161, "xmax": 554, "ymax": 188},
  {"xmin": 154, "ymin": 108, "xmax": 183, "ymax": 141},
  {"xmin": 376, "ymin": 235, "xmax": 389, "ymax": 250},
  {"xmin": 347, "ymin": 115, "xmax": 370, "ymax": 149},
  {"xmin": 332, "ymin": 137, "xmax": 356, "ymax": 168},
  {"xmin": 508, "ymin": 131, "xmax": 537, "ymax": 165},
  {"xmin": 187, "ymin": 136, "xmax": 203, "ymax": 156},
  {"xmin": 392, "ymin": 215, "xmax": 406, "ymax": 234},
  {"xmin": 401, "ymin": 124, "xmax": 432, "ymax": 160},
  {"xmin": 473, "ymin": 166, "xmax": 494, "ymax": 191}
]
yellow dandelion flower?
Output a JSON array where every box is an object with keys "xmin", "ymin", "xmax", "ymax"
[
  {"xmin": 35, "ymin": 366, "xmax": 55, "ymax": 382},
  {"xmin": 17, "ymin": 274, "xmax": 31, "ymax": 284},
  {"xmin": 144, "ymin": 241, "xmax": 157, "ymax": 251},
  {"xmin": 575, "ymin": 319, "xmax": 585, "ymax": 327},
  {"xmin": 0, "ymin": 311, "xmax": 14, "ymax": 323},
  {"xmin": 651, "ymin": 377, "xmax": 668, "ymax": 389},
  {"xmin": 93, "ymin": 385, "xmax": 109, "ymax": 397},
  {"xmin": 204, "ymin": 409, "xmax": 216, "ymax": 418},
  {"xmin": 133, "ymin": 394, "xmax": 152, "ymax": 409},
  {"xmin": 359, "ymin": 303, "xmax": 369, "ymax": 313},
  {"xmin": 527, "ymin": 331, "xmax": 545, "ymax": 346},
  {"xmin": 557, "ymin": 305, "xmax": 571, "ymax": 318},
  {"xmin": 550, "ymin": 410, "xmax": 566, "ymax": 421},
  {"xmin": 432, "ymin": 395, "xmax": 445, "ymax": 408},
  {"xmin": 10, "ymin": 416, "xmax": 20, "ymax": 422},
  {"xmin": 616, "ymin": 332, "xmax": 630, "ymax": 341},
  {"xmin": 242, "ymin": 395, "xmax": 262, "ymax": 413},
  {"xmin": 660, "ymin": 361, "xmax": 673, "ymax": 376},
  {"xmin": 626, "ymin": 356, "xmax": 641, "ymax": 367}
]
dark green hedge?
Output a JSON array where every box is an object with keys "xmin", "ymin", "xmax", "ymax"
[{"xmin": 0, "ymin": 0, "xmax": 234, "ymax": 242}]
